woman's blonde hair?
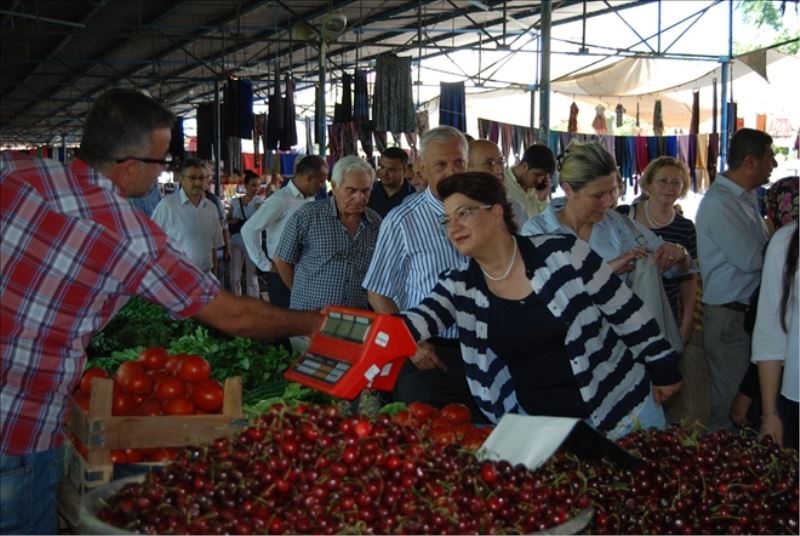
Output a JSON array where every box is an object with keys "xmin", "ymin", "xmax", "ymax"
[
  {"xmin": 640, "ymin": 156, "xmax": 691, "ymax": 198},
  {"xmin": 558, "ymin": 141, "xmax": 618, "ymax": 192}
]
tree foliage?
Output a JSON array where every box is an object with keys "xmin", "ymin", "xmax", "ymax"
[{"xmin": 736, "ymin": 0, "xmax": 800, "ymax": 54}]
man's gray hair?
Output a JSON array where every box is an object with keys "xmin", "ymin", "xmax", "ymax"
[
  {"xmin": 331, "ymin": 155, "xmax": 375, "ymax": 186},
  {"xmin": 419, "ymin": 125, "xmax": 468, "ymax": 161}
]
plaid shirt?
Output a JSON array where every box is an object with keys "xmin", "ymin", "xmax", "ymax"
[
  {"xmin": 275, "ymin": 197, "xmax": 381, "ymax": 311},
  {"xmin": 1, "ymin": 153, "xmax": 220, "ymax": 455}
]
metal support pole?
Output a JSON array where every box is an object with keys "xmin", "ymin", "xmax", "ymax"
[
  {"xmin": 719, "ymin": 1, "xmax": 734, "ymax": 169},
  {"xmin": 213, "ymin": 79, "xmax": 221, "ymax": 194},
  {"xmin": 61, "ymin": 134, "xmax": 67, "ymax": 164},
  {"xmin": 539, "ymin": 0, "xmax": 552, "ymax": 147},
  {"xmin": 316, "ymin": 40, "xmax": 327, "ymax": 156}
]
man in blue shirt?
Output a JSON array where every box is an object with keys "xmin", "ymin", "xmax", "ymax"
[
  {"xmin": 367, "ymin": 147, "xmax": 414, "ymax": 217},
  {"xmin": 363, "ymin": 126, "xmax": 481, "ymax": 416},
  {"xmin": 696, "ymin": 128, "xmax": 775, "ymax": 431}
]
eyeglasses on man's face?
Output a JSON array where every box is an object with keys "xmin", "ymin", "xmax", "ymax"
[
  {"xmin": 439, "ymin": 204, "xmax": 492, "ymax": 228},
  {"xmin": 115, "ymin": 154, "xmax": 173, "ymax": 167}
]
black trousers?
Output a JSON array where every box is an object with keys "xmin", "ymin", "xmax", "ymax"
[
  {"xmin": 265, "ymin": 271, "xmax": 291, "ymax": 308},
  {"xmin": 393, "ymin": 338, "xmax": 487, "ymax": 423}
]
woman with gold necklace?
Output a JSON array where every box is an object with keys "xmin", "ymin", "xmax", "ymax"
[
  {"xmin": 400, "ymin": 172, "xmax": 682, "ymax": 439},
  {"xmin": 624, "ymin": 156, "xmax": 698, "ymax": 346}
]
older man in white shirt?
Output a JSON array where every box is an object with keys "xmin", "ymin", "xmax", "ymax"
[
  {"xmin": 151, "ymin": 158, "xmax": 223, "ymax": 274},
  {"xmin": 241, "ymin": 155, "xmax": 328, "ymax": 306}
]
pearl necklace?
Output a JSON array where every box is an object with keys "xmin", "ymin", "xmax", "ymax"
[
  {"xmin": 480, "ymin": 239, "xmax": 518, "ymax": 282},
  {"xmin": 644, "ymin": 199, "xmax": 675, "ymax": 228}
]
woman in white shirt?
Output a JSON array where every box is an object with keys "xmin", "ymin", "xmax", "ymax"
[{"xmin": 228, "ymin": 172, "xmax": 263, "ymax": 297}]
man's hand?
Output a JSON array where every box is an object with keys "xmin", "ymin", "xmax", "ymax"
[
  {"xmin": 652, "ymin": 381, "xmax": 682, "ymax": 405},
  {"xmin": 760, "ymin": 413, "xmax": 784, "ymax": 446},
  {"xmin": 729, "ymin": 392, "xmax": 753, "ymax": 428},
  {"xmin": 409, "ymin": 341, "xmax": 447, "ymax": 371}
]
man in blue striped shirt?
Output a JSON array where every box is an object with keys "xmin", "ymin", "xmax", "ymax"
[{"xmin": 363, "ymin": 126, "xmax": 481, "ymax": 414}]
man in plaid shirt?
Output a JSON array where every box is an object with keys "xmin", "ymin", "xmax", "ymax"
[{"xmin": 0, "ymin": 89, "xmax": 323, "ymax": 534}]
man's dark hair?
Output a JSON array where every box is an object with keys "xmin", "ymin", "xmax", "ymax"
[
  {"xmin": 520, "ymin": 144, "xmax": 556, "ymax": 175},
  {"xmin": 295, "ymin": 154, "xmax": 327, "ymax": 177},
  {"xmin": 727, "ymin": 128, "xmax": 773, "ymax": 170},
  {"xmin": 382, "ymin": 147, "xmax": 409, "ymax": 165},
  {"xmin": 79, "ymin": 89, "xmax": 175, "ymax": 167},
  {"xmin": 182, "ymin": 157, "xmax": 207, "ymax": 173},
  {"xmin": 438, "ymin": 171, "xmax": 517, "ymax": 234},
  {"xmin": 243, "ymin": 169, "xmax": 260, "ymax": 181}
]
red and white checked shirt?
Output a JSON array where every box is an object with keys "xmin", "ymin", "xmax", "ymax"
[{"xmin": 1, "ymin": 152, "xmax": 220, "ymax": 455}]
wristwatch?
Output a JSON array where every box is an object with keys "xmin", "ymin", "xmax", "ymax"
[{"xmin": 674, "ymin": 244, "xmax": 689, "ymax": 263}]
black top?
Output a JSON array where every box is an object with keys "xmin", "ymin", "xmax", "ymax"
[
  {"xmin": 367, "ymin": 181, "xmax": 415, "ymax": 218},
  {"xmin": 487, "ymin": 287, "xmax": 588, "ymax": 418}
]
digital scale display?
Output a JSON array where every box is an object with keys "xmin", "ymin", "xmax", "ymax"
[{"xmin": 285, "ymin": 306, "xmax": 417, "ymax": 400}]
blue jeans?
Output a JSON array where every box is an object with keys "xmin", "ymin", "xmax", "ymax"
[
  {"xmin": 0, "ymin": 448, "xmax": 63, "ymax": 535},
  {"xmin": 613, "ymin": 392, "xmax": 667, "ymax": 438}
]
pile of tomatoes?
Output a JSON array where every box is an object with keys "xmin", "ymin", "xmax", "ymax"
[
  {"xmin": 392, "ymin": 401, "xmax": 492, "ymax": 449},
  {"xmin": 70, "ymin": 348, "xmax": 226, "ymax": 464}
]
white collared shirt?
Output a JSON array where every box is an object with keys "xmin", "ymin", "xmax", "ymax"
[
  {"xmin": 241, "ymin": 180, "xmax": 316, "ymax": 271},
  {"xmin": 151, "ymin": 188, "xmax": 224, "ymax": 273}
]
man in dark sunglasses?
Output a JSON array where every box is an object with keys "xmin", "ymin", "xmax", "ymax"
[{"xmin": 0, "ymin": 89, "xmax": 323, "ymax": 534}]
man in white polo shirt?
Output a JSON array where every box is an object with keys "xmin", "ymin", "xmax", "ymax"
[{"xmin": 151, "ymin": 158, "xmax": 223, "ymax": 274}]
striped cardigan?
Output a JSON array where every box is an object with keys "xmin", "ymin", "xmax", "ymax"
[{"xmin": 401, "ymin": 234, "xmax": 681, "ymax": 437}]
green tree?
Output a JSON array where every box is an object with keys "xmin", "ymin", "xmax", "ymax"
[{"xmin": 735, "ymin": 0, "xmax": 800, "ymax": 54}]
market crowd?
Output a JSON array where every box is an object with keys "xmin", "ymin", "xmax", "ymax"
[{"xmin": 1, "ymin": 88, "xmax": 797, "ymax": 534}]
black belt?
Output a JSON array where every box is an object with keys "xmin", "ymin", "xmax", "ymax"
[{"xmin": 720, "ymin": 302, "xmax": 749, "ymax": 313}]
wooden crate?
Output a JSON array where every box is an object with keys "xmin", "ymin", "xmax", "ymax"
[{"xmin": 66, "ymin": 376, "xmax": 247, "ymax": 466}]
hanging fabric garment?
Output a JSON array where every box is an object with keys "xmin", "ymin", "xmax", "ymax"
[
  {"xmin": 404, "ymin": 132, "xmax": 417, "ymax": 151},
  {"xmin": 280, "ymin": 75, "xmax": 298, "ymax": 150},
  {"xmin": 592, "ymin": 105, "xmax": 607, "ymax": 135},
  {"xmin": 227, "ymin": 137, "xmax": 243, "ymax": 176},
  {"xmin": 354, "ymin": 69, "xmax": 369, "ymax": 121},
  {"xmin": 634, "ymin": 137, "xmax": 649, "ymax": 175},
  {"xmin": 439, "ymin": 81, "xmax": 467, "ymax": 132},
  {"xmin": 568, "ymin": 102, "xmax": 579, "ymax": 134},
  {"xmin": 615, "ymin": 137, "xmax": 627, "ymax": 179},
  {"xmin": 512, "ymin": 126, "xmax": 526, "ymax": 159},
  {"xmin": 712, "ymin": 79, "xmax": 718, "ymax": 134},
  {"xmin": 391, "ymin": 132, "xmax": 403, "ymax": 146},
  {"xmin": 373, "ymin": 130, "xmax": 388, "ymax": 155},
  {"xmin": 488, "ymin": 121, "xmax": 500, "ymax": 144},
  {"xmin": 635, "ymin": 101, "xmax": 640, "ymax": 127},
  {"xmin": 372, "ymin": 54, "xmax": 415, "ymax": 133},
  {"xmin": 169, "ymin": 117, "xmax": 185, "ymax": 162},
  {"xmin": 696, "ymin": 133, "xmax": 710, "ymax": 192},
  {"xmin": 524, "ymin": 127, "xmax": 537, "ymax": 148},
  {"xmin": 624, "ymin": 137, "xmax": 637, "ymax": 184},
  {"xmin": 707, "ymin": 133, "xmax": 719, "ymax": 183},
  {"xmin": 615, "ymin": 104, "xmax": 625, "ymax": 127},
  {"xmin": 560, "ymin": 133, "xmax": 574, "ymax": 153},
  {"xmin": 266, "ymin": 79, "xmax": 283, "ymax": 151},
  {"xmin": 358, "ymin": 121, "xmax": 374, "ymax": 160},
  {"xmin": 688, "ymin": 135, "xmax": 698, "ymax": 191},
  {"xmin": 478, "ymin": 118, "xmax": 491, "ymax": 139},
  {"xmin": 341, "ymin": 72, "xmax": 353, "ymax": 123},
  {"xmin": 342, "ymin": 123, "xmax": 358, "ymax": 156},
  {"xmin": 327, "ymin": 124, "xmax": 342, "ymax": 161},
  {"xmin": 756, "ymin": 113, "xmax": 767, "ymax": 132},
  {"xmin": 601, "ymin": 135, "xmax": 615, "ymax": 159},
  {"xmin": 500, "ymin": 124, "xmax": 513, "ymax": 159},
  {"xmin": 677, "ymin": 135, "xmax": 691, "ymax": 172},
  {"xmin": 253, "ymin": 114, "xmax": 266, "ymax": 163},
  {"xmin": 690, "ymin": 91, "xmax": 700, "ymax": 135},
  {"xmin": 549, "ymin": 131, "xmax": 561, "ymax": 157},
  {"xmin": 223, "ymin": 78, "xmax": 254, "ymax": 140},
  {"xmin": 196, "ymin": 103, "xmax": 218, "ymax": 160},
  {"xmin": 665, "ymin": 136, "xmax": 678, "ymax": 157},
  {"xmin": 416, "ymin": 110, "xmax": 430, "ymax": 137},
  {"xmin": 606, "ymin": 116, "xmax": 615, "ymax": 136},
  {"xmin": 305, "ymin": 117, "xmax": 313, "ymax": 155},
  {"xmin": 647, "ymin": 136, "xmax": 659, "ymax": 163},
  {"xmin": 727, "ymin": 102, "xmax": 738, "ymax": 136},
  {"xmin": 653, "ymin": 100, "xmax": 664, "ymax": 136}
]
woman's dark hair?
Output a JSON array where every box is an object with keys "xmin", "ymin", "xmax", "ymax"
[
  {"xmin": 780, "ymin": 225, "xmax": 799, "ymax": 333},
  {"xmin": 437, "ymin": 172, "xmax": 517, "ymax": 234}
]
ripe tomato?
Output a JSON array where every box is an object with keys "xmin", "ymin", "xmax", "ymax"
[
  {"xmin": 73, "ymin": 393, "xmax": 90, "ymax": 412},
  {"xmin": 391, "ymin": 410, "xmax": 411, "ymax": 425},
  {"xmin": 148, "ymin": 448, "xmax": 177, "ymax": 462},
  {"xmin": 114, "ymin": 361, "xmax": 145, "ymax": 389},
  {"xmin": 177, "ymin": 355, "xmax": 211, "ymax": 382},
  {"xmin": 430, "ymin": 427, "xmax": 457, "ymax": 446},
  {"xmin": 440, "ymin": 403, "xmax": 471, "ymax": 425},
  {"xmin": 462, "ymin": 430, "xmax": 487, "ymax": 450},
  {"xmin": 430, "ymin": 416, "xmax": 453, "ymax": 432},
  {"xmin": 154, "ymin": 378, "xmax": 185, "ymax": 401},
  {"xmin": 110, "ymin": 449, "xmax": 128, "ymax": 464},
  {"xmin": 79, "ymin": 366, "xmax": 108, "ymax": 394},
  {"xmin": 138, "ymin": 347, "xmax": 168, "ymax": 370},
  {"xmin": 125, "ymin": 449, "xmax": 144, "ymax": 463},
  {"xmin": 138, "ymin": 399, "xmax": 162, "ymax": 416},
  {"xmin": 407, "ymin": 401, "xmax": 437, "ymax": 423},
  {"xmin": 164, "ymin": 355, "xmax": 184, "ymax": 376},
  {"xmin": 123, "ymin": 372, "xmax": 153, "ymax": 395},
  {"xmin": 112, "ymin": 391, "xmax": 135, "ymax": 416},
  {"xmin": 162, "ymin": 395, "xmax": 195, "ymax": 415},
  {"xmin": 192, "ymin": 379, "xmax": 224, "ymax": 412}
]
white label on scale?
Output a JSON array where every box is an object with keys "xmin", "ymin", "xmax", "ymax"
[
  {"xmin": 364, "ymin": 364, "xmax": 380, "ymax": 382},
  {"xmin": 375, "ymin": 331, "xmax": 389, "ymax": 347},
  {"xmin": 380, "ymin": 363, "xmax": 392, "ymax": 376}
]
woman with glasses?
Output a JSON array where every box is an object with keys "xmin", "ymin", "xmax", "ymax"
[
  {"xmin": 522, "ymin": 142, "xmax": 692, "ymax": 278},
  {"xmin": 399, "ymin": 172, "xmax": 682, "ymax": 438}
]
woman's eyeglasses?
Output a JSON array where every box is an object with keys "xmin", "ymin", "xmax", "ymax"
[{"xmin": 439, "ymin": 205, "xmax": 492, "ymax": 227}]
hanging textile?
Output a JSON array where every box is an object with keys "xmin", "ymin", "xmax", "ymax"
[
  {"xmin": 688, "ymin": 135, "xmax": 698, "ymax": 191},
  {"xmin": 253, "ymin": 114, "xmax": 266, "ymax": 164},
  {"xmin": 439, "ymin": 81, "xmax": 467, "ymax": 132},
  {"xmin": 328, "ymin": 124, "xmax": 343, "ymax": 161},
  {"xmin": 478, "ymin": 118, "xmax": 491, "ymax": 139},
  {"xmin": 756, "ymin": 113, "xmax": 767, "ymax": 132},
  {"xmin": 677, "ymin": 136, "xmax": 691, "ymax": 172},
  {"xmin": 196, "ymin": 103, "xmax": 219, "ymax": 160},
  {"xmin": 707, "ymin": 133, "xmax": 719, "ymax": 182},
  {"xmin": 653, "ymin": 100, "xmax": 664, "ymax": 136},
  {"xmin": 592, "ymin": 105, "xmax": 607, "ymax": 135},
  {"xmin": 665, "ymin": 136, "xmax": 678, "ymax": 158},
  {"xmin": 568, "ymin": 102, "xmax": 579, "ymax": 134},
  {"xmin": 614, "ymin": 137, "xmax": 626, "ymax": 178},
  {"xmin": 560, "ymin": 133, "xmax": 574, "ymax": 153},
  {"xmin": 341, "ymin": 72, "xmax": 353, "ymax": 123},
  {"xmin": 606, "ymin": 115, "xmax": 615, "ymax": 136},
  {"xmin": 635, "ymin": 101, "xmax": 640, "ymax": 127},
  {"xmin": 500, "ymin": 124, "xmax": 513, "ymax": 159},
  {"xmin": 227, "ymin": 137, "xmax": 243, "ymax": 176},
  {"xmin": 634, "ymin": 137, "xmax": 649, "ymax": 175},
  {"xmin": 712, "ymin": 79, "xmax": 718, "ymax": 134},
  {"xmin": 695, "ymin": 133, "xmax": 710, "ymax": 192},
  {"xmin": 405, "ymin": 132, "xmax": 417, "ymax": 151},
  {"xmin": 342, "ymin": 123, "xmax": 358, "ymax": 156},
  {"xmin": 647, "ymin": 136, "xmax": 660, "ymax": 163},
  {"xmin": 223, "ymin": 78, "xmax": 254, "ymax": 140},
  {"xmin": 615, "ymin": 104, "xmax": 625, "ymax": 127},
  {"xmin": 624, "ymin": 137, "xmax": 637, "ymax": 183},
  {"xmin": 305, "ymin": 117, "xmax": 313, "ymax": 155},
  {"xmin": 373, "ymin": 130, "xmax": 388, "ymax": 155},
  {"xmin": 601, "ymin": 135, "xmax": 615, "ymax": 159},
  {"xmin": 354, "ymin": 69, "xmax": 369, "ymax": 121},
  {"xmin": 372, "ymin": 55, "xmax": 415, "ymax": 133},
  {"xmin": 358, "ymin": 121, "xmax": 374, "ymax": 160},
  {"xmin": 169, "ymin": 117, "xmax": 185, "ymax": 163},
  {"xmin": 266, "ymin": 78, "xmax": 284, "ymax": 150},
  {"xmin": 488, "ymin": 121, "xmax": 500, "ymax": 144},
  {"xmin": 690, "ymin": 91, "xmax": 700, "ymax": 135},
  {"xmin": 727, "ymin": 102, "xmax": 738, "ymax": 136},
  {"xmin": 416, "ymin": 110, "xmax": 430, "ymax": 137},
  {"xmin": 280, "ymin": 75, "xmax": 298, "ymax": 150}
]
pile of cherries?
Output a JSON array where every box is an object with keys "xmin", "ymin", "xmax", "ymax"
[{"xmin": 96, "ymin": 404, "xmax": 799, "ymax": 535}]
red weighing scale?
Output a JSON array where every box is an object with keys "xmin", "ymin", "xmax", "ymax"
[{"xmin": 284, "ymin": 306, "xmax": 417, "ymax": 399}]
